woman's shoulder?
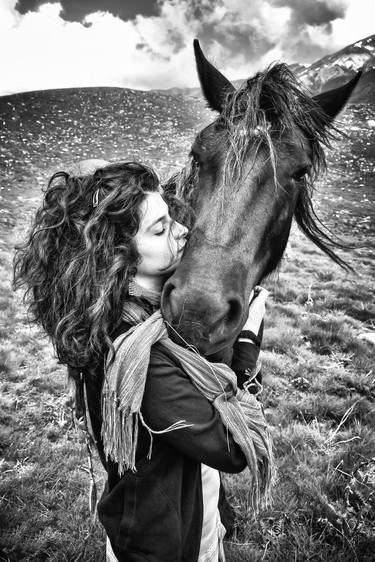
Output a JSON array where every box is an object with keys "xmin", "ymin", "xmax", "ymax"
[
  {"xmin": 113, "ymin": 321, "xmax": 183, "ymax": 371},
  {"xmin": 149, "ymin": 339, "xmax": 189, "ymax": 380},
  {"xmin": 111, "ymin": 320, "xmax": 136, "ymax": 343}
]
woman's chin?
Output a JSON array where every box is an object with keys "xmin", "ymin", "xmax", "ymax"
[
  {"xmin": 158, "ymin": 252, "xmax": 184, "ymax": 279},
  {"xmin": 169, "ymin": 254, "xmax": 183, "ymax": 270},
  {"xmin": 164, "ymin": 262, "xmax": 179, "ymax": 276}
]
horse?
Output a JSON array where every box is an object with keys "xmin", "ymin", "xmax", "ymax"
[{"xmin": 161, "ymin": 39, "xmax": 361, "ymax": 357}]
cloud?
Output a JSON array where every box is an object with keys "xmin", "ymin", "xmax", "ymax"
[
  {"xmin": 0, "ymin": 1, "xmax": 197, "ymax": 94},
  {"xmin": 15, "ymin": 0, "xmax": 158, "ymax": 21},
  {"xmin": 1, "ymin": 0, "xmax": 375, "ymax": 95},
  {"xmin": 330, "ymin": 0, "xmax": 375, "ymax": 45},
  {"xmin": 277, "ymin": 0, "xmax": 346, "ymax": 27},
  {"xmin": 15, "ymin": 0, "xmax": 42, "ymax": 13},
  {"xmin": 267, "ymin": 0, "xmax": 348, "ymax": 63}
]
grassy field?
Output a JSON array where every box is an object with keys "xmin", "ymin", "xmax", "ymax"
[{"xmin": 0, "ymin": 89, "xmax": 374, "ymax": 561}]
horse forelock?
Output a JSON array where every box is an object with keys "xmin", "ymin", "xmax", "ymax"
[
  {"xmin": 175, "ymin": 64, "xmax": 339, "ymax": 208},
  {"xmin": 221, "ymin": 64, "xmax": 341, "ymax": 188}
]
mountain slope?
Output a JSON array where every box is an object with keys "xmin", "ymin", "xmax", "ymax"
[{"xmin": 297, "ymin": 34, "xmax": 375, "ymax": 102}]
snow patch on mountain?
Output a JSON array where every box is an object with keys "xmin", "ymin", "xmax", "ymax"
[{"xmin": 295, "ymin": 34, "xmax": 375, "ymax": 102}]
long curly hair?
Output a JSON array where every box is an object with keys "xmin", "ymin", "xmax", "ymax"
[{"xmin": 13, "ymin": 161, "xmax": 191, "ymax": 369}]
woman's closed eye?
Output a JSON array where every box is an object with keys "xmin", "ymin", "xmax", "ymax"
[
  {"xmin": 153, "ymin": 218, "xmax": 172, "ymax": 236},
  {"xmin": 154, "ymin": 225, "xmax": 167, "ymax": 236}
]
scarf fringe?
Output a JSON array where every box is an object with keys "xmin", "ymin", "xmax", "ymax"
[
  {"xmin": 101, "ymin": 285, "xmax": 275, "ymax": 511},
  {"xmin": 215, "ymin": 392, "xmax": 275, "ymax": 511},
  {"xmin": 102, "ymin": 385, "xmax": 193, "ymax": 473},
  {"xmin": 101, "ymin": 389, "xmax": 139, "ymax": 473}
]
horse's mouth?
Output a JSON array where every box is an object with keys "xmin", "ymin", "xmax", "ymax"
[{"xmin": 165, "ymin": 316, "xmax": 235, "ymax": 357}]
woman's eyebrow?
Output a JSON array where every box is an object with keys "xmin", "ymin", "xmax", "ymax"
[{"xmin": 146, "ymin": 214, "xmax": 169, "ymax": 230}]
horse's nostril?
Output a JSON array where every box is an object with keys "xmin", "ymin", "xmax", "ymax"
[
  {"xmin": 161, "ymin": 279, "xmax": 176, "ymax": 322},
  {"xmin": 162, "ymin": 280, "xmax": 244, "ymax": 352},
  {"xmin": 226, "ymin": 298, "xmax": 242, "ymax": 329}
]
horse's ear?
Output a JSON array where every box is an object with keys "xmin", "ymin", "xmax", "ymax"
[
  {"xmin": 313, "ymin": 70, "xmax": 362, "ymax": 120},
  {"xmin": 194, "ymin": 39, "xmax": 235, "ymax": 113}
]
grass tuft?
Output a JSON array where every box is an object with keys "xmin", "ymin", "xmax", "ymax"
[{"xmin": 1, "ymin": 97, "xmax": 374, "ymax": 561}]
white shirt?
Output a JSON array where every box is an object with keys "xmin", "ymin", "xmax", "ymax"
[
  {"xmin": 198, "ymin": 464, "xmax": 226, "ymax": 562},
  {"xmin": 106, "ymin": 464, "xmax": 226, "ymax": 562}
]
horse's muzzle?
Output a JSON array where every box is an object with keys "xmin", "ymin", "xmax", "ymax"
[{"xmin": 161, "ymin": 277, "xmax": 243, "ymax": 355}]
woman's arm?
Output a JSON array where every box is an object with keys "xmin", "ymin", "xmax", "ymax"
[
  {"xmin": 231, "ymin": 287, "xmax": 268, "ymax": 389},
  {"xmin": 231, "ymin": 322, "xmax": 263, "ymax": 389},
  {"xmin": 141, "ymin": 344, "xmax": 247, "ymax": 473},
  {"xmin": 141, "ymin": 289, "xmax": 268, "ymax": 472}
]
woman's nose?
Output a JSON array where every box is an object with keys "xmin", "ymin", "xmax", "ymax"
[{"xmin": 173, "ymin": 221, "xmax": 188, "ymax": 239}]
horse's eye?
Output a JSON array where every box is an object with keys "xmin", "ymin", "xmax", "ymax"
[{"xmin": 291, "ymin": 167, "xmax": 310, "ymax": 182}]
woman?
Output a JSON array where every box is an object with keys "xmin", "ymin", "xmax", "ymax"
[{"xmin": 13, "ymin": 161, "xmax": 272, "ymax": 562}]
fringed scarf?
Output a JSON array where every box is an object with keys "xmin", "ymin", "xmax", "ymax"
[{"xmin": 102, "ymin": 281, "xmax": 274, "ymax": 510}]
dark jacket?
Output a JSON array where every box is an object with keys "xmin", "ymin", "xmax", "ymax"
[{"xmin": 83, "ymin": 322, "xmax": 261, "ymax": 562}]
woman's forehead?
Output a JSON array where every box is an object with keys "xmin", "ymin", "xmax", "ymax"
[{"xmin": 139, "ymin": 192, "xmax": 169, "ymax": 227}]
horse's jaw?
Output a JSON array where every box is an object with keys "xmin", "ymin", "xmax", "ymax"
[{"xmin": 162, "ymin": 306, "xmax": 238, "ymax": 356}]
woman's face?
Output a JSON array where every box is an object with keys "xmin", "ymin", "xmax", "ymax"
[{"xmin": 134, "ymin": 192, "xmax": 188, "ymax": 290}]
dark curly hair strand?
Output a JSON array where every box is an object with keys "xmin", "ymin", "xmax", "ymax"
[{"xmin": 13, "ymin": 161, "xmax": 186, "ymax": 369}]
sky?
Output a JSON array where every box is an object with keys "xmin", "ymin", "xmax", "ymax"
[{"xmin": 1, "ymin": 0, "xmax": 374, "ymax": 95}]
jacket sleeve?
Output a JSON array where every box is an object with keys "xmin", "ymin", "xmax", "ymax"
[
  {"xmin": 231, "ymin": 320, "xmax": 263, "ymax": 390},
  {"xmin": 141, "ymin": 344, "xmax": 247, "ymax": 473}
]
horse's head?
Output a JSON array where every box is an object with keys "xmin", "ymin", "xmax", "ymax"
[{"xmin": 162, "ymin": 40, "xmax": 361, "ymax": 355}]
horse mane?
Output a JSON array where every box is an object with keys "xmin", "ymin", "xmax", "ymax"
[
  {"xmin": 221, "ymin": 64, "xmax": 333, "ymax": 181},
  {"xmin": 165, "ymin": 63, "xmax": 350, "ymax": 269}
]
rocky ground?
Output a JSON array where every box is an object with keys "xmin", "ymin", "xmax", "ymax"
[{"xmin": 0, "ymin": 87, "xmax": 374, "ymax": 561}]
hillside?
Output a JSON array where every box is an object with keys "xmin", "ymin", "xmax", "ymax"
[
  {"xmin": 298, "ymin": 34, "xmax": 375, "ymax": 103},
  {"xmin": 0, "ymin": 77, "xmax": 374, "ymax": 561},
  {"xmin": 0, "ymin": 82, "xmax": 374, "ymax": 238}
]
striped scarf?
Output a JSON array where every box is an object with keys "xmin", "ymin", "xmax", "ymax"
[{"xmin": 102, "ymin": 282, "xmax": 274, "ymax": 510}]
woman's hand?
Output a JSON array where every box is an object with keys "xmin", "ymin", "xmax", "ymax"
[{"xmin": 242, "ymin": 286, "xmax": 269, "ymax": 335}]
